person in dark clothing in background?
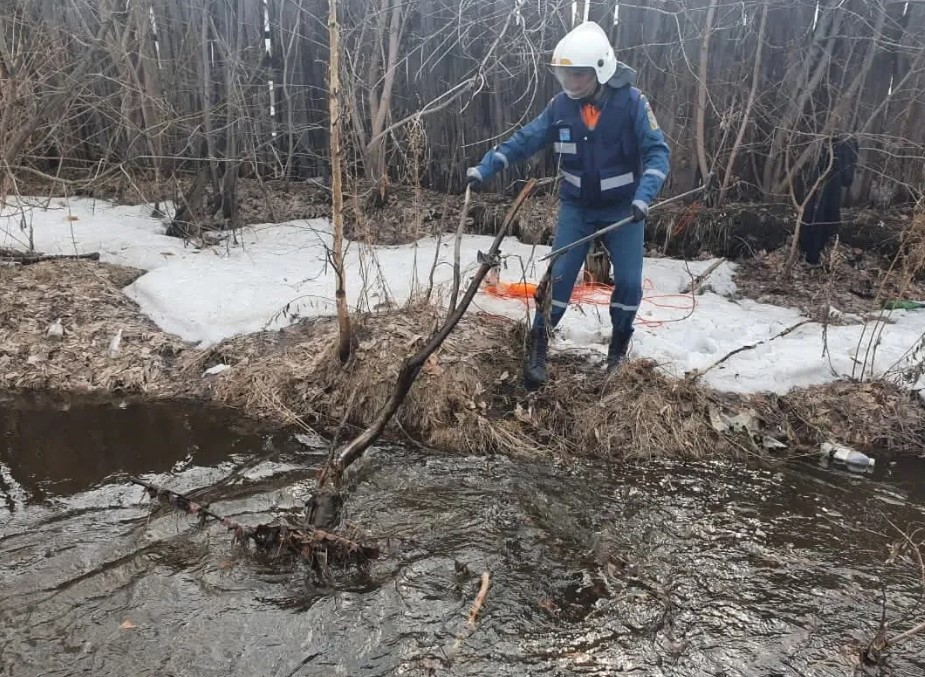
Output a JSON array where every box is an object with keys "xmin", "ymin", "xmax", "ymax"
[{"xmin": 799, "ymin": 135, "xmax": 859, "ymax": 265}]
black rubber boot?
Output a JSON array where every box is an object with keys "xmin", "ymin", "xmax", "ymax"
[
  {"xmin": 523, "ymin": 326, "xmax": 550, "ymax": 391},
  {"xmin": 606, "ymin": 329, "xmax": 633, "ymax": 372}
]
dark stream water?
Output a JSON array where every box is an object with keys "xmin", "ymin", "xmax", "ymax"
[{"xmin": 1, "ymin": 393, "xmax": 924, "ymax": 676}]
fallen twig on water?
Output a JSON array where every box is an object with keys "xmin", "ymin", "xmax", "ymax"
[
  {"xmin": 129, "ymin": 477, "xmax": 379, "ymax": 571},
  {"xmin": 450, "ymin": 570, "xmax": 492, "ymax": 654},
  {"xmin": 465, "ymin": 571, "xmax": 491, "ymax": 627},
  {"xmin": 885, "ymin": 619, "xmax": 925, "ymax": 649},
  {"xmin": 423, "ymin": 570, "xmax": 492, "ymax": 672}
]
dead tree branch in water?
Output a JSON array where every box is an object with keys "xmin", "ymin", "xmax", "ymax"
[
  {"xmin": 307, "ymin": 180, "xmax": 536, "ymax": 524},
  {"xmin": 448, "ymin": 571, "xmax": 492, "ymax": 657},
  {"xmin": 129, "ymin": 477, "xmax": 379, "ymax": 571},
  {"xmin": 464, "ymin": 571, "xmax": 491, "ymax": 627}
]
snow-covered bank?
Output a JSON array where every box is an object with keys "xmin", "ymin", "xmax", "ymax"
[{"xmin": 2, "ymin": 196, "xmax": 924, "ymax": 397}]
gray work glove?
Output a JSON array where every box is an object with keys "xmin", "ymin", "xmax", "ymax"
[
  {"xmin": 466, "ymin": 167, "xmax": 483, "ymax": 187},
  {"xmin": 631, "ymin": 200, "xmax": 648, "ymax": 223}
]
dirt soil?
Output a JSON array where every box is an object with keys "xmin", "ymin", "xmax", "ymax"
[
  {"xmin": 0, "ymin": 260, "xmax": 188, "ymax": 393},
  {"xmin": 730, "ymin": 245, "xmax": 925, "ymax": 323},
  {"xmin": 2, "ymin": 258, "xmax": 923, "ymax": 463}
]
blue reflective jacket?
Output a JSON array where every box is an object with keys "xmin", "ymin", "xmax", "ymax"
[{"xmin": 472, "ymin": 64, "xmax": 670, "ymax": 212}]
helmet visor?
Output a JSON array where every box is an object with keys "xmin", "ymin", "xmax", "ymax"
[{"xmin": 551, "ymin": 65, "xmax": 597, "ymax": 99}]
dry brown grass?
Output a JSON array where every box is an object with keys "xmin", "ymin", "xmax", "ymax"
[
  {"xmin": 777, "ymin": 381, "xmax": 925, "ymax": 457},
  {"xmin": 523, "ymin": 364, "xmax": 766, "ymax": 462},
  {"xmin": 189, "ymin": 307, "xmax": 755, "ymax": 461},
  {"xmin": 528, "ymin": 360, "xmax": 746, "ymax": 460},
  {"xmin": 0, "ymin": 260, "xmax": 188, "ymax": 393},
  {"xmin": 187, "ymin": 304, "xmax": 524, "ymax": 454}
]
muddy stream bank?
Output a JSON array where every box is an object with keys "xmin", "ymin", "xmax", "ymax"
[{"xmin": 2, "ymin": 395, "xmax": 925, "ymax": 676}]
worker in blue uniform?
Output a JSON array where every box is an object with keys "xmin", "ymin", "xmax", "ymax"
[{"xmin": 466, "ymin": 21, "xmax": 671, "ymax": 390}]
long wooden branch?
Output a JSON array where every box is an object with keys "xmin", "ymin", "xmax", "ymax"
[
  {"xmin": 694, "ymin": 0, "xmax": 718, "ymax": 184},
  {"xmin": 318, "ymin": 179, "xmax": 536, "ymax": 487},
  {"xmin": 688, "ymin": 320, "xmax": 811, "ymax": 381}
]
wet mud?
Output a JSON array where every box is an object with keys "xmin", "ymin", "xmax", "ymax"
[{"xmin": 2, "ymin": 394, "xmax": 925, "ymax": 676}]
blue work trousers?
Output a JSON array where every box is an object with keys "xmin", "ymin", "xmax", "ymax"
[{"xmin": 534, "ymin": 202, "xmax": 644, "ymax": 335}]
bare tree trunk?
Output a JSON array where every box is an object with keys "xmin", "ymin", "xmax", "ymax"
[
  {"xmin": 783, "ymin": 140, "xmax": 835, "ymax": 276},
  {"xmin": 278, "ymin": 0, "xmax": 306, "ymax": 180},
  {"xmin": 365, "ymin": 0, "xmax": 404, "ymax": 198},
  {"xmin": 219, "ymin": 0, "xmax": 244, "ymax": 228},
  {"xmin": 718, "ymin": 0, "xmax": 767, "ymax": 205},
  {"xmin": 134, "ymin": 1, "xmax": 164, "ymax": 182},
  {"xmin": 200, "ymin": 0, "xmax": 218, "ymax": 190},
  {"xmin": 694, "ymin": 0, "xmax": 719, "ymax": 185},
  {"xmin": 329, "ymin": 0, "xmax": 352, "ymax": 364}
]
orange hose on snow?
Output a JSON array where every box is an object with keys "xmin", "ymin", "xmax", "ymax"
[{"xmin": 481, "ymin": 275, "xmax": 697, "ymax": 328}]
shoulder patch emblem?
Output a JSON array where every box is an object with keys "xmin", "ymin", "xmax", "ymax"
[{"xmin": 644, "ymin": 98, "xmax": 659, "ymax": 131}]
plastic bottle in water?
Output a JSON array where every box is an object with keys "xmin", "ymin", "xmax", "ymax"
[{"xmin": 820, "ymin": 442, "xmax": 876, "ymax": 473}]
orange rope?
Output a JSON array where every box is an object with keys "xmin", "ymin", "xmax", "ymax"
[
  {"xmin": 481, "ymin": 274, "xmax": 697, "ymax": 329},
  {"xmin": 484, "ymin": 281, "xmax": 537, "ymax": 301}
]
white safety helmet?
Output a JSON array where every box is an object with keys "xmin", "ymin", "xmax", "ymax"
[{"xmin": 550, "ymin": 21, "xmax": 618, "ymax": 99}]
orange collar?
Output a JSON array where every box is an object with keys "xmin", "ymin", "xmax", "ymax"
[{"xmin": 581, "ymin": 103, "xmax": 602, "ymax": 131}]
